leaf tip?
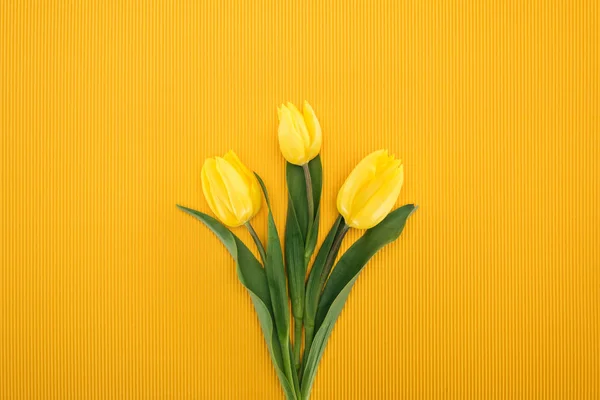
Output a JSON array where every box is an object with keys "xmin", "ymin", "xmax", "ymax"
[
  {"xmin": 254, "ymin": 172, "xmax": 272, "ymax": 207},
  {"xmin": 409, "ymin": 204, "xmax": 419, "ymax": 217}
]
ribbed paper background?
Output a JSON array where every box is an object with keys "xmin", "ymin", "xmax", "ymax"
[{"xmin": 1, "ymin": 1, "xmax": 599, "ymax": 398}]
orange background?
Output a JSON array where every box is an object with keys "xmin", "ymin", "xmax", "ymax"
[{"xmin": 1, "ymin": 1, "xmax": 599, "ymax": 398}]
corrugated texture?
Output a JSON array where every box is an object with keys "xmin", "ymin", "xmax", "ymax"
[{"xmin": 1, "ymin": 1, "xmax": 599, "ymax": 398}]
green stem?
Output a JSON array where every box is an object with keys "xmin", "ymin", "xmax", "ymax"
[
  {"xmin": 318, "ymin": 222, "xmax": 350, "ymax": 291},
  {"xmin": 245, "ymin": 222, "xmax": 267, "ymax": 266},
  {"xmin": 281, "ymin": 341, "xmax": 299, "ymax": 399},
  {"xmin": 301, "ymin": 220, "xmax": 350, "ymax": 381},
  {"xmin": 293, "ymin": 317, "xmax": 303, "ymax": 372},
  {"xmin": 302, "ymin": 163, "xmax": 314, "ymax": 227},
  {"xmin": 303, "ymin": 322, "xmax": 314, "ymax": 365}
]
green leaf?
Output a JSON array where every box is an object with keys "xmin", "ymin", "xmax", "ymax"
[
  {"xmin": 285, "ymin": 193, "xmax": 305, "ymax": 320},
  {"xmin": 301, "ymin": 205, "xmax": 417, "ymax": 398},
  {"xmin": 304, "ymin": 207, "xmax": 320, "ymax": 263},
  {"xmin": 285, "ymin": 156, "xmax": 322, "ymax": 371},
  {"xmin": 284, "ymin": 156, "xmax": 323, "ymax": 316},
  {"xmin": 254, "ymin": 175, "xmax": 299, "ymax": 397},
  {"xmin": 285, "ymin": 156, "xmax": 323, "ymax": 245},
  {"xmin": 176, "ymin": 205, "xmax": 297, "ymax": 399},
  {"xmin": 305, "ymin": 156, "xmax": 323, "ymax": 260},
  {"xmin": 286, "ymin": 164, "xmax": 306, "ymax": 238},
  {"xmin": 303, "ymin": 215, "xmax": 343, "ymax": 351},
  {"xmin": 253, "ymin": 175, "xmax": 291, "ymax": 341},
  {"xmin": 307, "ymin": 155, "xmax": 322, "ymax": 209}
]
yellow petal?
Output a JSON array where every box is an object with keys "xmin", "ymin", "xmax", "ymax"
[
  {"xmin": 350, "ymin": 157, "xmax": 401, "ymax": 214},
  {"xmin": 303, "ymin": 101, "xmax": 322, "ymax": 160},
  {"xmin": 223, "ymin": 150, "xmax": 262, "ymax": 218},
  {"xmin": 337, "ymin": 150, "xmax": 405, "ymax": 229},
  {"xmin": 215, "ymin": 157, "xmax": 253, "ymax": 226},
  {"xmin": 286, "ymin": 102, "xmax": 311, "ymax": 149},
  {"xmin": 278, "ymin": 106, "xmax": 308, "ymax": 165},
  {"xmin": 350, "ymin": 164, "xmax": 404, "ymax": 229},
  {"xmin": 249, "ymin": 178, "xmax": 262, "ymax": 218},
  {"xmin": 201, "ymin": 158, "xmax": 238, "ymax": 226},
  {"xmin": 223, "ymin": 150, "xmax": 251, "ymax": 185},
  {"xmin": 337, "ymin": 150, "xmax": 388, "ymax": 219}
]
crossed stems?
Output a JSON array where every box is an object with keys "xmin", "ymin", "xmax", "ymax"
[{"xmin": 245, "ymin": 165, "xmax": 349, "ymax": 393}]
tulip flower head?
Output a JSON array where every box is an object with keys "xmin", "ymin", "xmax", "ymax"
[
  {"xmin": 201, "ymin": 151, "xmax": 262, "ymax": 227},
  {"xmin": 337, "ymin": 150, "xmax": 404, "ymax": 229},
  {"xmin": 277, "ymin": 101, "xmax": 322, "ymax": 165}
]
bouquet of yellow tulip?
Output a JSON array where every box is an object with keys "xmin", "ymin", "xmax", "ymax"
[{"xmin": 178, "ymin": 101, "xmax": 416, "ymax": 399}]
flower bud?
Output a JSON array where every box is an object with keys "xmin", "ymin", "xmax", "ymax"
[
  {"xmin": 277, "ymin": 101, "xmax": 322, "ymax": 165},
  {"xmin": 337, "ymin": 150, "xmax": 404, "ymax": 229},
  {"xmin": 201, "ymin": 151, "xmax": 262, "ymax": 227}
]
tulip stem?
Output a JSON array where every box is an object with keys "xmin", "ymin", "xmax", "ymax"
[
  {"xmin": 293, "ymin": 316, "xmax": 303, "ymax": 373},
  {"xmin": 245, "ymin": 222, "xmax": 267, "ymax": 266},
  {"xmin": 302, "ymin": 163, "xmax": 314, "ymax": 227},
  {"xmin": 301, "ymin": 219, "xmax": 350, "ymax": 376},
  {"xmin": 319, "ymin": 221, "xmax": 350, "ymax": 292}
]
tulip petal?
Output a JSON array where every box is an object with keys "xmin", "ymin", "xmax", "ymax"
[
  {"xmin": 350, "ymin": 157, "xmax": 401, "ymax": 215},
  {"xmin": 286, "ymin": 102, "xmax": 311, "ymax": 148},
  {"xmin": 278, "ymin": 106, "xmax": 308, "ymax": 165},
  {"xmin": 336, "ymin": 150, "xmax": 387, "ymax": 219},
  {"xmin": 303, "ymin": 101, "xmax": 322, "ymax": 160},
  {"xmin": 249, "ymin": 181, "xmax": 262, "ymax": 217},
  {"xmin": 201, "ymin": 159, "xmax": 238, "ymax": 226},
  {"xmin": 215, "ymin": 157, "xmax": 254, "ymax": 225},
  {"xmin": 350, "ymin": 164, "xmax": 404, "ymax": 229},
  {"xmin": 223, "ymin": 150, "xmax": 251, "ymax": 185},
  {"xmin": 223, "ymin": 150, "xmax": 262, "ymax": 218}
]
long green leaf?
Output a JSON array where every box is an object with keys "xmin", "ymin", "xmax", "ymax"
[
  {"xmin": 285, "ymin": 156, "xmax": 323, "ymax": 371},
  {"xmin": 254, "ymin": 175, "xmax": 299, "ymax": 397},
  {"xmin": 305, "ymin": 156, "xmax": 323, "ymax": 260},
  {"xmin": 284, "ymin": 158, "xmax": 323, "ymax": 319},
  {"xmin": 302, "ymin": 215, "xmax": 343, "ymax": 355},
  {"xmin": 286, "ymin": 163, "xmax": 308, "ymax": 238},
  {"xmin": 308, "ymin": 156, "xmax": 323, "ymax": 209},
  {"xmin": 301, "ymin": 205, "xmax": 417, "ymax": 398},
  {"xmin": 286, "ymin": 156, "xmax": 323, "ymax": 256},
  {"xmin": 304, "ymin": 207, "xmax": 320, "ymax": 262},
  {"xmin": 176, "ymin": 205, "xmax": 297, "ymax": 400},
  {"xmin": 285, "ymin": 193, "xmax": 305, "ymax": 322},
  {"xmin": 285, "ymin": 189, "xmax": 306, "ymax": 370}
]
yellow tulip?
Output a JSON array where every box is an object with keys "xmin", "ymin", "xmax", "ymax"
[
  {"xmin": 201, "ymin": 150, "xmax": 262, "ymax": 227},
  {"xmin": 337, "ymin": 150, "xmax": 404, "ymax": 229},
  {"xmin": 277, "ymin": 101, "xmax": 322, "ymax": 165}
]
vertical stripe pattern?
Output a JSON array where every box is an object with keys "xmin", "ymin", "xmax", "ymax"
[{"xmin": 1, "ymin": 1, "xmax": 599, "ymax": 398}]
